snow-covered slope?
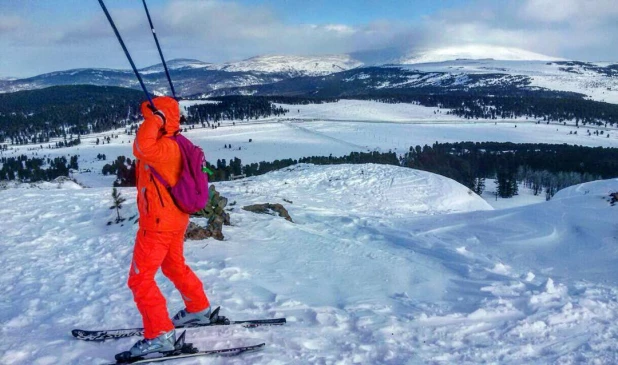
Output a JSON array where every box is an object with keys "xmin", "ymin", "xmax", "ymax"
[
  {"xmin": 139, "ymin": 58, "xmax": 217, "ymax": 74},
  {"xmin": 398, "ymin": 59, "xmax": 618, "ymax": 104},
  {"xmin": 218, "ymin": 54, "xmax": 363, "ymax": 76},
  {"xmin": 2, "ymin": 164, "xmax": 618, "ymax": 364},
  {"xmin": 401, "ymin": 44, "xmax": 564, "ymax": 64},
  {"xmin": 232, "ymin": 164, "xmax": 492, "ymax": 216}
]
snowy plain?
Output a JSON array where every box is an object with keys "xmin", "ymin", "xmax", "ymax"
[{"xmin": 1, "ymin": 100, "xmax": 618, "ymax": 364}]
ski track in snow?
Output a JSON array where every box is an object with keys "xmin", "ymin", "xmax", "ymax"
[{"xmin": 3, "ymin": 101, "xmax": 618, "ymax": 364}]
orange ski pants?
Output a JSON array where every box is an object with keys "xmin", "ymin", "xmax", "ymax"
[{"xmin": 128, "ymin": 229, "xmax": 210, "ymax": 339}]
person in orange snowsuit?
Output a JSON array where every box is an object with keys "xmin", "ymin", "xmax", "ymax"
[{"xmin": 127, "ymin": 96, "xmax": 212, "ymax": 356}]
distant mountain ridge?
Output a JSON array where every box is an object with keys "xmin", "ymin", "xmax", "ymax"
[
  {"xmin": 2, "ymin": 46, "xmax": 617, "ymax": 103},
  {"xmin": 0, "ymin": 54, "xmax": 367, "ymax": 96},
  {"xmin": 0, "ymin": 45, "xmax": 569, "ymax": 95}
]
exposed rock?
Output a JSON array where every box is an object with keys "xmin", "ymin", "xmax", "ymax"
[
  {"xmin": 242, "ymin": 203, "xmax": 293, "ymax": 222},
  {"xmin": 185, "ymin": 221, "xmax": 212, "ymax": 240},
  {"xmin": 188, "ymin": 184, "xmax": 230, "ymax": 241}
]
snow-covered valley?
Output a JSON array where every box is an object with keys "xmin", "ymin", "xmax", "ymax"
[{"xmin": 2, "ymin": 100, "xmax": 618, "ymax": 364}]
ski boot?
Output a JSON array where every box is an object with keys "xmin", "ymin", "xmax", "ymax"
[
  {"xmin": 115, "ymin": 330, "xmax": 175, "ymax": 362},
  {"xmin": 115, "ymin": 330, "xmax": 198, "ymax": 363},
  {"xmin": 172, "ymin": 306, "xmax": 229, "ymax": 327}
]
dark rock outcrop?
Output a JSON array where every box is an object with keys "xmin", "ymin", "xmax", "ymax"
[{"xmin": 242, "ymin": 203, "xmax": 293, "ymax": 222}]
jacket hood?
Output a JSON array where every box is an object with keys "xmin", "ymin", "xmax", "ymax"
[{"xmin": 140, "ymin": 96, "xmax": 180, "ymax": 135}]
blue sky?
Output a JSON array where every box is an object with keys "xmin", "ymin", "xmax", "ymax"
[
  {"xmin": 1, "ymin": 0, "xmax": 617, "ymax": 77},
  {"xmin": 1, "ymin": 0, "xmax": 459, "ymax": 25},
  {"xmin": 245, "ymin": 0, "xmax": 464, "ymax": 24}
]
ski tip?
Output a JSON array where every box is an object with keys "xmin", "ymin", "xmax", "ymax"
[
  {"xmin": 71, "ymin": 329, "xmax": 95, "ymax": 339},
  {"xmin": 243, "ymin": 343, "xmax": 266, "ymax": 352}
]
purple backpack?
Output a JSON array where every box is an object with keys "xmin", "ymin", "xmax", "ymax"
[{"xmin": 150, "ymin": 134, "xmax": 209, "ymax": 214}]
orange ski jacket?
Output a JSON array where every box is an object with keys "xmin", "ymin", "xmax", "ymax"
[{"xmin": 133, "ymin": 96, "xmax": 189, "ymax": 231}]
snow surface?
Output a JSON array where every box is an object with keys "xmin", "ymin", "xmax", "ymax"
[
  {"xmin": 3, "ymin": 101, "xmax": 618, "ymax": 364},
  {"xmin": 2, "ymin": 164, "xmax": 618, "ymax": 364}
]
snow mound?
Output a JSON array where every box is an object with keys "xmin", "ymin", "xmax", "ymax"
[
  {"xmin": 227, "ymin": 164, "xmax": 492, "ymax": 217},
  {"xmin": 401, "ymin": 44, "xmax": 564, "ymax": 64},
  {"xmin": 553, "ymin": 178, "xmax": 618, "ymax": 200}
]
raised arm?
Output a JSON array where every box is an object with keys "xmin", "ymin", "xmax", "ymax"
[{"xmin": 133, "ymin": 98, "xmax": 180, "ymax": 164}]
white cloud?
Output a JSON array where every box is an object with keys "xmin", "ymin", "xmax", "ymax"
[
  {"xmin": 520, "ymin": 0, "xmax": 618, "ymax": 24},
  {"xmin": 0, "ymin": 15, "xmax": 24, "ymax": 34},
  {"xmin": 321, "ymin": 24, "xmax": 357, "ymax": 35},
  {"xmin": 2, "ymin": 0, "xmax": 618, "ymax": 77},
  {"xmin": 419, "ymin": 0, "xmax": 618, "ymax": 60}
]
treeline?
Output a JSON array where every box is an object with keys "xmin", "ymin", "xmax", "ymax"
[
  {"xmin": 0, "ymin": 155, "xmax": 78, "ymax": 182},
  {"xmin": 105, "ymin": 142, "xmax": 615, "ymax": 200},
  {"xmin": 263, "ymin": 96, "xmax": 340, "ymax": 105},
  {"xmin": 402, "ymin": 142, "xmax": 615, "ymax": 199},
  {"xmin": 106, "ymin": 150, "xmax": 399, "ymax": 185},
  {"xmin": 352, "ymin": 94, "xmax": 618, "ymax": 127},
  {"xmin": 286, "ymin": 92, "xmax": 618, "ymax": 126},
  {"xmin": 102, "ymin": 156, "xmax": 136, "ymax": 187},
  {"xmin": 0, "ymin": 85, "xmax": 144, "ymax": 145},
  {"xmin": 185, "ymin": 93, "xmax": 618, "ymax": 127},
  {"xmin": 185, "ymin": 96, "xmax": 289, "ymax": 125},
  {"xmin": 238, "ymin": 151, "xmax": 399, "ymax": 179},
  {"xmin": 55, "ymin": 137, "xmax": 81, "ymax": 148}
]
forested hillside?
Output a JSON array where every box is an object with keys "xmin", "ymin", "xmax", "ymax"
[
  {"xmin": 185, "ymin": 96, "xmax": 289, "ymax": 125},
  {"xmin": 184, "ymin": 93, "xmax": 618, "ymax": 128},
  {"xmin": 357, "ymin": 94, "xmax": 618, "ymax": 126},
  {"xmin": 402, "ymin": 142, "xmax": 617, "ymax": 199},
  {"xmin": 0, "ymin": 85, "xmax": 144, "ymax": 145}
]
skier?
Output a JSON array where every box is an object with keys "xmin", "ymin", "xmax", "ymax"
[{"xmin": 127, "ymin": 96, "xmax": 212, "ymax": 357}]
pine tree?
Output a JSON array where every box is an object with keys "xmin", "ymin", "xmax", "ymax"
[
  {"xmin": 473, "ymin": 177, "xmax": 485, "ymax": 195},
  {"xmin": 110, "ymin": 187, "xmax": 126, "ymax": 223}
]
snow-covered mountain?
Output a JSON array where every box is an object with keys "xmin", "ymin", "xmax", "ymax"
[
  {"xmin": 214, "ymin": 59, "xmax": 618, "ymax": 104},
  {"xmin": 0, "ymin": 54, "xmax": 365, "ymax": 95},
  {"xmin": 217, "ymin": 54, "xmax": 363, "ymax": 76},
  {"xmin": 2, "ymin": 46, "xmax": 618, "ymax": 103},
  {"xmin": 400, "ymin": 44, "xmax": 564, "ymax": 64}
]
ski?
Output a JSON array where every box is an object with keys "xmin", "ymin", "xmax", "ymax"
[
  {"xmin": 109, "ymin": 331, "xmax": 265, "ymax": 364},
  {"xmin": 73, "ymin": 307, "xmax": 286, "ymax": 341}
]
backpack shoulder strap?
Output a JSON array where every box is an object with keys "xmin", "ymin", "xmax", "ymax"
[{"xmin": 149, "ymin": 166, "xmax": 171, "ymax": 189}]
